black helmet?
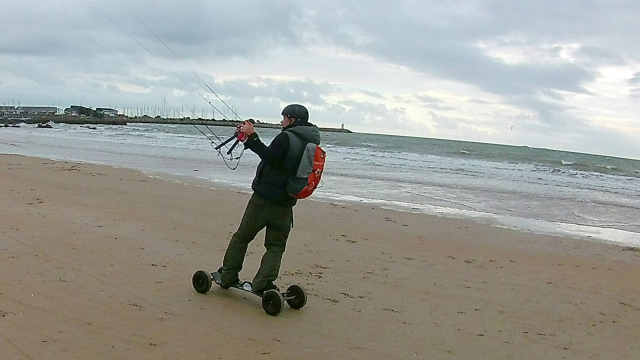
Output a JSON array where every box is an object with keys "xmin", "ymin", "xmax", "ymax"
[{"xmin": 281, "ymin": 104, "xmax": 309, "ymax": 123}]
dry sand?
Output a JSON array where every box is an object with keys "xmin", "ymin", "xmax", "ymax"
[{"xmin": 1, "ymin": 154, "xmax": 639, "ymax": 359}]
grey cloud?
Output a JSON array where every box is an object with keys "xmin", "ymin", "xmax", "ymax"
[
  {"xmin": 575, "ymin": 46, "xmax": 627, "ymax": 66},
  {"xmin": 213, "ymin": 78, "xmax": 337, "ymax": 106},
  {"xmin": 391, "ymin": 96, "xmax": 411, "ymax": 104},
  {"xmin": 547, "ymin": 45, "xmax": 563, "ymax": 57},
  {"xmin": 432, "ymin": 105, "xmax": 456, "ymax": 111},
  {"xmin": 414, "ymin": 94, "xmax": 455, "ymax": 111},
  {"xmin": 272, "ymin": 81, "xmax": 335, "ymax": 106},
  {"xmin": 628, "ymin": 72, "xmax": 640, "ymax": 99},
  {"xmin": 393, "ymin": 94, "xmax": 450, "ymax": 108},
  {"xmin": 371, "ymin": 40, "xmax": 594, "ymax": 97},
  {"xmin": 302, "ymin": 1, "xmax": 630, "ymax": 131},
  {"xmin": 507, "ymin": 96, "xmax": 587, "ymax": 132},
  {"xmin": 429, "ymin": 111, "xmax": 474, "ymax": 131},
  {"xmin": 478, "ymin": 1, "xmax": 640, "ymax": 51},
  {"xmin": 294, "ymin": 4, "xmax": 606, "ymax": 141},
  {"xmin": 149, "ymin": 1, "xmax": 306, "ymax": 59},
  {"xmin": 331, "ymin": 100, "xmax": 410, "ymax": 127},
  {"xmin": 466, "ymin": 99, "xmax": 493, "ymax": 105},
  {"xmin": 414, "ymin": 94, "xmax": 442, "ymax": 105},
  {"xmin": 0, "ymin": 0, "xmax": 304, "ymax": 61},
  {"xmin": 0, "ymin": 1, "xmax": 626, "ymax": 100},
  {"xmin": 359, "ymin": 89, "xmax": 384, "ymax": 98},
  {"xmin": 182, "ymin": 78, "xmax": 339, "ymax": 117},
  {"xmin": 539, "ymin": 89, "xmax": 565, "ymax": 101}
]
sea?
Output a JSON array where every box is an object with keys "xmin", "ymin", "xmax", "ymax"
[{"xmin": 1, "ymin": 122, "xmax": 639, "ymax": 247}]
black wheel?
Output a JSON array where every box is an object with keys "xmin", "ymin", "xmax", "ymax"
[
  {"xmin": 285, "ymin": 285, "xmax": 307, "ymax": 309},
  {"xmin": 192, "ymin": 270, "xmax": 212, "ymax": 294},
  {"xmin": 261, "ymin": 290, "xmax": 284, "ymax": 316}
]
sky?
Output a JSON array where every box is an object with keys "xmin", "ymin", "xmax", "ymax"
[{"xmin": 1, "ymin": 0, "xmax": 639, "ymax": 159}]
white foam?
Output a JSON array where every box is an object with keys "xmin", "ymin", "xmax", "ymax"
[{"xmin": 314, "ymin": 192, "xmax": 640, "ymax": 247}]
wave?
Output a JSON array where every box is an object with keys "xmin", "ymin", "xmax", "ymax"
[
  {"xmin": 538, "ymin": 161, "xmax": 639, "ymax": 179},
  {"xmin": 342, "ymin": 157, "xmax": 385, "ymax": 167}
]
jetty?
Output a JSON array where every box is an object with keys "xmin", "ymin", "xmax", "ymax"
[{"xmin": 6, "ymin": 114, "xmax": 352, "ymax": 133}]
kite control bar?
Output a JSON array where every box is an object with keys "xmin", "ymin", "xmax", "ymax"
[{"xmin": 214, "ymin": 119, "xmax": 255, "ymax": 155}]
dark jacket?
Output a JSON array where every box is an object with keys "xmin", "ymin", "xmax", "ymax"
[{"xmin": 243, "ymin": 122, "xmax": 321, "ymax": 207}]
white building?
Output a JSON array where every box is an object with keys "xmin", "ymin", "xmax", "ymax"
[
  {"xmin": 96, "ymin": 108, "xmax": 118, "ymax": 116},
  {"xmin": 19, "ymin": 106, "xmax": 59, "ymax": 115},
  {"xmin": 0, "ymin": 106, "xmax": 23, "ymax": 118}
]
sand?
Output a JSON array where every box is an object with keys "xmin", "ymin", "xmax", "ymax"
[{"xmin": 1, "ymin": 154, "xmax": 639, "ymax": 360}]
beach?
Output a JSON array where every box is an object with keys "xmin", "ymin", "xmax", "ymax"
[{"xmin": 1, "ymin": 154, "xmax": 639, "ymax": 359}]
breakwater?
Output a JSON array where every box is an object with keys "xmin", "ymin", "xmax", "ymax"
[{"xmin": 8, "ymin": 114, "xmax": 352, "ymax": 133}]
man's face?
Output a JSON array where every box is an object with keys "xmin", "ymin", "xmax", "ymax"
[{"xmin": 281, "ymin": 115, "xmax": 294, "ymax": 129}]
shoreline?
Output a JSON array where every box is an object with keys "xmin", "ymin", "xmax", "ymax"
[
  {"xmin": 2, "ymin": 153, "xmax": 640, "ymax": 359},
  {"xmin": 170, "ymin": 170, "xmax": 640, "ymax": 248},
  {"xmin": 5, "ymin": 148, "xmax": 640, "ymax": 248}
]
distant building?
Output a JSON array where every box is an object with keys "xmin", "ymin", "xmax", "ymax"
[
  {"xmin": 96, "ymin": 107, "xmax": 118, "ymax": 117},
  {"xmin": 64, "ymin": 105, "xmax": 106, "ymax": 118},
  {"xmin": 64, "ymin": 105, "xmax": 93, "ymax": 117},
  {"xmin": 19, "ymin": 106, "xmax": 58, "ymax": 115},
  {"xmin": 0, "ymin": 106, "xmax": 12, "ymax": 118},
  {"xmin": 0, "ymin": 106, "xmax": 23, "ymax": 119}
]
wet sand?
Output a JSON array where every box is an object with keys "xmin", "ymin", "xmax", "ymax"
[{"xmin": 1, "ymin": 154, "xmax": 639, "ymax": 359}]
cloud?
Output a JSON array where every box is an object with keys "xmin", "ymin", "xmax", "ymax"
[
  {"xmin": 429, "ymin": 111, "xmax": 473, "ymax": 132},
  {"xmin": 359, "ymin": 89, "xmax": 384, "ymax": 99},
  {"xmin": 413, "ymin": 94, "xmax": 456, "ymax": 111},
  {"xmin": 314, "ymin": 100, "xmax": 427, "ymax": 135},
  {"xmin": 305, "ymin": 2, "xmax": 604, "ymax": 95},
  {"xmin": 575, "ymin": 46, "xmax": 627, "ymax": 66},
  {"xmin": 628, "ymin": 72, "xmax": 640, "ymax": 99},
  {"xmin": 466, "ymin": 98, "xmax": 493, "ymax": 105},
  {"xmin": 210, "ymin": 78, "xmax": 339, "ymax": 107},
  {"xmin": 507, "ymin": 96, "xmax": 584, "ymax": 129},
  {"xmin": 294, "ymin": 1, "xmax": 612, "ymax": 136},
  {"xmin": 538, "ymin": 89, "xmax": 565, "ymax": 101},
  {"xmin": 0, "ymin": 1, "xmax": 306, "ymax": 61},
  {"xmin": 334, "ymin": 100, "xmax": 408, "ymax": 126}
]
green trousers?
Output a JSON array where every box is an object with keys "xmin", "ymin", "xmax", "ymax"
[{"xmin": 221, "ymin": 193, "xmax": 293, "ymax": 291}]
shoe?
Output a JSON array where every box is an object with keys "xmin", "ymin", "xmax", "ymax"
[
  {"xmin": 218, "ymin": 267, "xmax": 240, "ymax": 289},
  {"xmin": 253, "ymin": 282, "xmax": 279, "ymax": 296}
]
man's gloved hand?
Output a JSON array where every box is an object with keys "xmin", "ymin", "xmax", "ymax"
[{"xmin": 239, "ymin": 120, "xmax": 255, "ymax": 137}]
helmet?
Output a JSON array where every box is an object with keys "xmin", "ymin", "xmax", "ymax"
[{"xmin": 281, "ymin": 104, "xmax": 309, "ymax": 123}]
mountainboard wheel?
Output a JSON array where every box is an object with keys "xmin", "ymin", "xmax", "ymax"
[
  {"xmin": 262, "ymin": 290, "xmax": 284, "ymax": 316},
  {"xmin": 192, "ymin": 270, "xmax": 213, "ymax": 294},
  {"xmin": 285, "ymin": 285, "xmax": 307, "ymax": 310}
]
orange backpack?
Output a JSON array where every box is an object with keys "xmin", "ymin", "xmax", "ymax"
[{"xmin": 285, "ymin": 133, "xmax": 326, "ymax": 199}]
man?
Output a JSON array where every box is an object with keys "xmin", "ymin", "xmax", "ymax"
[{"xmin": 219, "ymin": 104, "xmax": 321, "ymax": 295}]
